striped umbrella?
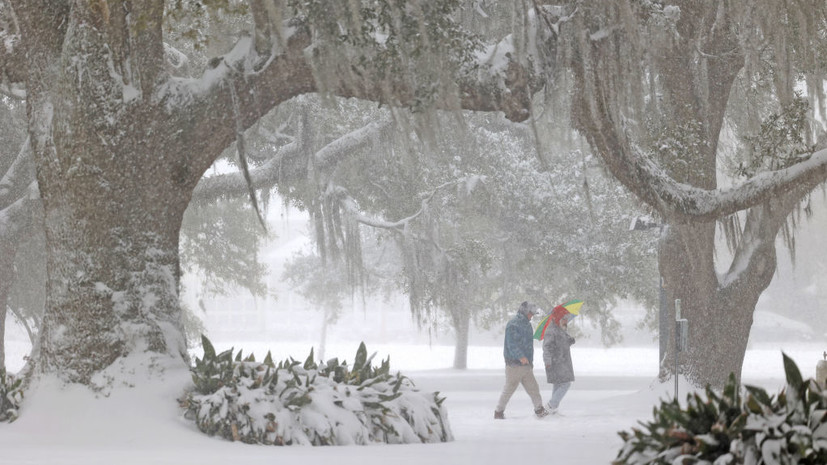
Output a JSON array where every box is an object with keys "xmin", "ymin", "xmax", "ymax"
[{"xmin": 533, "ymin": 299, "xmax": 583, "ymax": 340}]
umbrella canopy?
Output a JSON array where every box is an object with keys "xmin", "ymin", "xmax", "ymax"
[{"xmin": 533, "ymin": 299, "xmax": 583, "ymax": 340}]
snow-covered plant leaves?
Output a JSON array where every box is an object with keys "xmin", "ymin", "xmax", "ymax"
[
  {"xmin": 0, "ymin": 368, "xmax": 23, "ymax": 423},
  {"xmin": 182, "ymin": 336, "xmax": 452, "ymax": 445},
  {"xmin": 614, "ymin": 353, "xmax": 827, "ymax": 465}
]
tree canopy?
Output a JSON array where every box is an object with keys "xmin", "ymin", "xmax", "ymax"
[{"xmin": 539, "ymin": 0, "xmax": 827, "ymax": 386}]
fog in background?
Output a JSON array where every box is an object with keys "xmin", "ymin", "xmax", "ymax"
[
  {"xmin": 183, "ymin": 192, "xmax": 827, "ymax": 359},
  {"xmin": 4, "ymin": 194, "xmax": 824, "ymax": 375}
]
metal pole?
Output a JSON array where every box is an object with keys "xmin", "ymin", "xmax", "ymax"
[{"xmin": 674, "ymin": 299, "xmax": 681, "ymax": 399}]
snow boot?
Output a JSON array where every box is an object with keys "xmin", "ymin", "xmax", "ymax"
[{"xmin": 494, "ymin": 410, "xmax": 505, "ymax": 420}]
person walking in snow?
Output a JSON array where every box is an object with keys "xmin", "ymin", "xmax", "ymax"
[
  {"xmin": 494, "ymin": 301, "xmax": 548, "ymax": 419},
  {"xmin": 542, "ymin": 304, "xmax": 576, "ymax": 415}
]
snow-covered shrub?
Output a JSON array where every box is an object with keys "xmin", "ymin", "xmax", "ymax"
[
  {"xmin": 614, "ymin": 353, "xmax": 827, "ymax": 465},
  {"xmin": 0, "ymin": 368, "xmax": 23, "ymax": 423},
  {"xmin": 181, "ymin": 336, "xmax": 453, "ymax": 445}
]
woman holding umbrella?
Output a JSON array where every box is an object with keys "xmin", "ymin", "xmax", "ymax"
[{"xmin": 542, "ymin": 304, "xmax": 577, "ymax": 414}]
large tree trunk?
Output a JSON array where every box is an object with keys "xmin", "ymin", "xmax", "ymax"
[
  {"xmin": 36, "ymin": 183, "xmax": 190, "ymax": 384},
  {"xmin": 563, "ymin": 1, "xmax": 827, "ymax": 387},
  {"xmin": 5, "ymin": 0, "xmax": 535, "ymax": 389},
  {"xmin": 649, "ymin": 3, "xmax": 792, "ymax": 387},
  {"xmin": 661, "ymin": 203, "xmax": 782, "ymax": 386},
  {"xmin": 659, "ymin": 224, "xmax": 753, "ymax": 385},
  {"xmin": 652, "ymin": 5, "xmax": 751, "ymax": 386},
  {"xmin": 18, "ymin": 2, "xmax": 189, "ymax": 386}
]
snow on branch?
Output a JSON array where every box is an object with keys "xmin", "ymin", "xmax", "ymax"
[
  {"xmin": 334, "ymin": 177, "xmax": 478, "ymax": 233},
  {"xmin": 573, "ymin": 41, "xmax": 827, "ymax": 223},
  {"xmin": 314, "ymin": 117, "xmax": 395, "ymax": 169},
  {"xmin": 713, "ymin": 149, "xmax": 827, "ymax": 214},
  {"xmin": 658, "ymin": 148, "xmax": 827, "ymax": 222},
  {"xmin": 192, "ymin": 139, "xmax": 303, "ymax": 202},
  {"xmin": 194, "ymin": 113, "xmax": 393, "ymax": 204},
  {"xmin": 158, "ymin": 4, "xmax": 537, "ymax": 178}
]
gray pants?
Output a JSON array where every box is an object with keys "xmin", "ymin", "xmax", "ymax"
[{"xmin": 495, "ymin": 364, "xmax": 544, "ymax": 413}]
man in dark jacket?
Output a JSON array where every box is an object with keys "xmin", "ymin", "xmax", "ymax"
[{"xmin": 494, "ymin": 301, "xmax": 548, "ymax": 419}]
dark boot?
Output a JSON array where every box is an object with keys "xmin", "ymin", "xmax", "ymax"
[
  {"xmin": 494, "ymin": 410, "xmax": 505, "ymax": 419},
  {"xmin": 535, "ymin": 407, "xmax": 549, "ymax": 418}
]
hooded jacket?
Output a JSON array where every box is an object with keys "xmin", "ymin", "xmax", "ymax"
[
  {"xmin": 542, "ymin": 322, "xmax": 575, "ymax": 383},
  {"xmin": 503, "ymin": 310, "xmax": 535, "ymax": 366}
]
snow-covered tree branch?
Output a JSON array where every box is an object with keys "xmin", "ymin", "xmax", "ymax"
[
  {"xmin": 553, "ymin": 0, "xmax": 827, "ymax": 386},
  {"xmin": 0, "ymin": 0, "xmax": 540, "ymax": 390}
]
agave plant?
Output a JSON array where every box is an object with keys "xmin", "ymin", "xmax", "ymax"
[
  {"xmin": 614, "ymin": 353, "xmax": 827, "ymax": 465},
  {"xmin": 181, "ymin": 336, "xmax": 451, "ymax": 446}
]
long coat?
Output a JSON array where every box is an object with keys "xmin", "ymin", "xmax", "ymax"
[{"xmin": 542, "ymin": 323, "xmax": 575, "ymax": 384}]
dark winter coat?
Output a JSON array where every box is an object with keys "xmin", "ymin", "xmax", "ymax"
[
  {"xmin": 542, "ymin": 323, "xmax": 575, "ymax": 383},
  {"xmin": 503, "ymin": 312, "xmax": 534, "ymax": 366}
]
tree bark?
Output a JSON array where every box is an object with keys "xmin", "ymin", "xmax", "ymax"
[
  {"xmin": 651, "ymin": 3, "xmax": 747, "ymax": 386},
  {"xmin": 37, "ymin": 184, "xmax": 190, "ymax": 384}
]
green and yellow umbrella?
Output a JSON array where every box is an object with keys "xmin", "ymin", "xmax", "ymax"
[{"xmin": 533, "ymin": 299, "xmax": 583, "ymax": 340}]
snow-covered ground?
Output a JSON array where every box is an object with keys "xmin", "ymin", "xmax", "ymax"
[{"xmin": 1, "ymin": 336, "xmax": 823, "ymax": 465}]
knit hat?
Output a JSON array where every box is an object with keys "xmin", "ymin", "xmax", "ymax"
[{"xmin": 519, "ymin": 301, "xmax": 538, "ymax": 317}]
